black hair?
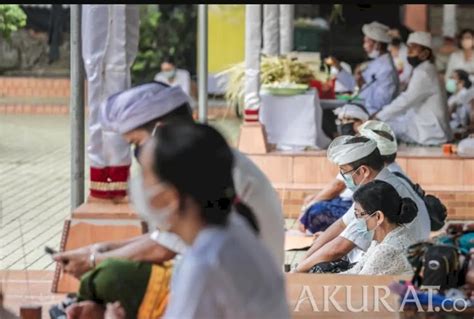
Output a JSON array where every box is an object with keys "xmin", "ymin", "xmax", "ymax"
[
  {"xmin": 379, "ymin": 42, "xmax": 388, "ymax": 52},
  {"xmin": 372, "ymin": 129, "xmax": 397, "ymax": 164},
  {"xmin": 453, "ymin": 69, "xmax": 472, "ymax": 89},
  {"xmin": 162, "ymin": 55, "xmax": 176, "ymax": 65},
  {"xmin": 151, "ymin": 123, "xmax": 260, "ymax": 234},
  {"xmin": 458, "ymin": 28, "xmax": 474, "ymax": 49},
  {"xmin": 391, "ymin": 37, "xmax": 402, "ymax": 47},
  {"xmin": 353, "ymin": 180, "xmax": 418, "ymax": 225},
  {"xmin": 345, "ymin": 136, "xmax": 385, "ymax": 171}
]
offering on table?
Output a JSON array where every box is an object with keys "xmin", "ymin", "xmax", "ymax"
[
  {"xmin": 219, "ymin": 56, "xmax": 321, "ymax": 106},
  {"xmin": 261, "ymin": 82, "xmax": 309, "ymax": 96}
]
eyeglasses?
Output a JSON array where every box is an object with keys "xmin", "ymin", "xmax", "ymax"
[
  {"xmin": 340, "ymin": 166, "xmax": 360, "ymax": 178},
  {"xmin": 354, "ymin": 209, "xmax": 377, "ymax": 219}
]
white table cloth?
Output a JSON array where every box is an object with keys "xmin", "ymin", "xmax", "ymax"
[{"xmin": 259, "ymin": 89, "xmax": 331, "ymax": 150}]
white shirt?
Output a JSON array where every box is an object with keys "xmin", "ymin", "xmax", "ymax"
[
  {"xmin": 448, "ymin": 86, "xmax": 474, "ymax": 129},
  {"xmin": 337, "ymin": 53, "xmax": 400, "ymax": 115},
  {"xmin": 163, "ymin": 213, "xmax": 290, "ymax": 319},
  {"xmin": 342, "ymin": 226, "xmax": 414, "ymax": 276},
  {"xmin": 377, "ymin": 61, "xmax": 453, "ymax": 146},
  {"xmin": 154, "ymin": 69, "xmax": 192, "ymax": 97},
  {"xmin": 151, "ymin": 149, "xmax": 286, "ymax": 268},
  {"xmin": 340, "ymin": 168, "xmax": 430, "ymax": 262},
  {"xmin": 445, "ymin": 50, "xmax": 474, "ymax": 81}
]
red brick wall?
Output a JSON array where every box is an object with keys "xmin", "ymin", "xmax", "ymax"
[{"xmin": 0, "ymin": 77, "xmax": 71, "ymax": 98}]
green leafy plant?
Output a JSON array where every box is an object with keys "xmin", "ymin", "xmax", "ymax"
[
  {"xmin": 0, "ymin": 5, "xmax": 27, "ymax": 40},
  {"xmin": 329, "ymin": 4, "xmax": 345, "ymax": 24},
  {"xmin": 132, "ymin": 5, "xmax": 197, "ymax": 84}
]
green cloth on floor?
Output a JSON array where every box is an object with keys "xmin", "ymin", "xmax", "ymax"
[{"xmin": 78, "ymin": 259, "xmax": 152, "ymax": 319}]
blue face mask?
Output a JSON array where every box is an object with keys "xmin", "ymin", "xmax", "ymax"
[
  {"xmin": 341, "ymin": 167, "xmax": 360, "ymax": 191},
  {"xmin": 446, "ymin": 78, "xmax": 457, "ymax": 94},
  {"xmin": 353, "ymin": 212, "xmax": 378, "ymax": 242},
  {"xmin": 163, "ymin": 69, "xmax": 176, "ymax": 80}
]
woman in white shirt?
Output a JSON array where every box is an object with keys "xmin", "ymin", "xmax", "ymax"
[
  {"xmin": 342, "ymin": 180, "xmax": 417, "ymax": 276},
  {"xmin": 448, "ymin": 69, "xmax": 474, "ymax": 130},
  {"xmin": 446, "ymin": 29, "xmax": 474, "ymax": 83},
  {"xmin": 138, "ymin": 123, "xmax": 290, "ymax": 319}
]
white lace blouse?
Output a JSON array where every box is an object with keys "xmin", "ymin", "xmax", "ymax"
[{"xmin": 342, "ymin": 226, "xmax": 415, "ymax": 276}]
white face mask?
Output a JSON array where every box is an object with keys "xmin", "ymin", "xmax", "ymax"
[
  {"xmin": 129, "ymin": 174, "xmax": 174, "ymax": 231},
  {"xmin": 354, "ymin": 211, "xmax": 380, "ymax": 242},
  {"xmin": 368, "ymin": 49, "xmax": 380, "ymax": 59}
]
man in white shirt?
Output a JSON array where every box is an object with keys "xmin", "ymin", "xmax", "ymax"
[
  {"xmin": 154, "ymin": 56, "xmax": 192, "ymax": 97},
  {"xmin": 295, "ymin": 135, "xmax": 430, "ymax": 272},
  {"xmin": 298, "ymin": 103, "xmax": 369, "ymax": 234},
  {"xmin": 328, "ymin": 21, "xmax": 400, "ymax": 115},
  {"xmin": 374, "ymin": 32, "xmax": 453, "ymax": 146},
  {"xmin": 54, "ymin": 82, "xmax": 285, "ymax": 277}
]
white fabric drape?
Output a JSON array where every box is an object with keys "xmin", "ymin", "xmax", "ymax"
[
  {"xmin": 442, "ymin": 4, "xmax": 457, "ymax": 38},
  {"xmin": 244, "ymin": 5, "xmax": 262, "ymax": 114},
  {"xmin": 263, "ymin": 5, "xmax": 280, "ymax": 56},
  {"xmin": 279, "ymin": 4, "xmax": 294, "ymax": 55},
  {"xmin": 82, "ymin": 5, "xmax": 139, "ymax": 168}
]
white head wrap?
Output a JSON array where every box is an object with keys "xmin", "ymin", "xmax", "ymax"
[
  {"xmin": 362, "ymin": 21, "xmax": 391, "ymax": 43},
  {"xmin": 334, "ymin": 103, "xmax": 369, "ymax": 121},
  {"xmin": 407, "ymin": 31, "xmax": 433, "ymax": 50},
  {"xmin": 358, "ymin": 120, "xmax": 397, "ymax": 156},
  {"xmin": 458, "ymin": 135, "xmax": 474, "ymax": 157},
  {"xmin": 327, "ymin": 135, "xmax": 377, "ymax": 166},
  {"xmin": 100, "ymin": 82, "xmax": 191, "ymax": 134}
]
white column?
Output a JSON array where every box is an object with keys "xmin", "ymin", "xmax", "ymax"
[
  {"xmin": 244, "ymin": 4, "xmax": 262, "ymax": 122},
  {"xmin": 442, "ymin": 4, "xmax": 457, "ymax": 38},
  {"xmin": 263, "ymin": 4, "xmax": 279, "ymax": 56},
  {"xmin": 279, "ymin": 4, "xmax": 294, "ymax": 55},
  {"xmin": 197, "ymin": 4, "xmax": 208, "ymax": 123}
]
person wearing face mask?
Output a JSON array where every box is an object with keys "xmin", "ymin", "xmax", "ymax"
[
  {"xmin": 64, "ymin": 124, "xmax": 289, "ymax": 319},
  {"xmin": 154, "ymin": 56, "xmax": 192, "ymax": 97},
  {"xmin": 445, "ymin": 29, "xmax": 474, "ymax": 85},
  {"xmin": 297, "ymin": 104, "xmax": 368, "ymax": 234},
  {"xmin": 141, "ymin": 123, "xmax": 290, "ymax": 319},
  {"xmin": 341, "ymin": 180, "xmax": 417, "ymax": 276},
  {"xmin": 374, "ymin": 31, "xmax": 453, "ymax": 146},
  {"xmin": 447, "ymin": 69, "xmax": 474, "ymax": 130},
  {"xmin": 294, "ymin": 135, "xmax": 429, "ymax": 273},
  {"xmin": 326, "ymin": 21, "xmax": 400, "ymax": 115},
  {"xmin": 334, "ymin": 103, "xmax": 370, "ymax": 136},
  {"xmin": 54, "ymin": 82, "xmax": 285, "ymax": 280}
]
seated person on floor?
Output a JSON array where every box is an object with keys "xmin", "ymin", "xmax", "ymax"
[
  {"xmin": 298, "ymin": 118, "xmax": 401, "ymax": 235},
  {"xmin": 54, "ymin": 83, "xmax": 285, "ymax": 316},
  {"xmin": 298, "ymin": 103, "xmax": 369, "ymax": 234},
  {"xmin": 66, "ymin": 124, "xmax": 289, "ymax": 319},
  {"xmin": 327, "ymin": 21, "xmax": 400, "ymax": 115},
  {"xmin": 374, "ymin": 31, "xmax": 453, "ymax": 146},
  {"xmin": 294, "ymin": 135, "xmax": 430, "ymax": 273},
  {"xmin": 341, "ymin": 180, "xmax": 417, "ymax": 276},
  {"xmin": 446, "ymin": 69, "xmax": 474, "ymax": 131}
]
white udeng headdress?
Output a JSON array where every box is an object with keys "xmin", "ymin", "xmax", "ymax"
[{"xmin": 327, "ymin": 135, "xmax": 377, "ymax": 165}]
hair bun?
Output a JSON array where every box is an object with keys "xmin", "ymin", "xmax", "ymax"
[{"xmin": 398, "ymin": 197, "xmax": 418, "ymax": 224}]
